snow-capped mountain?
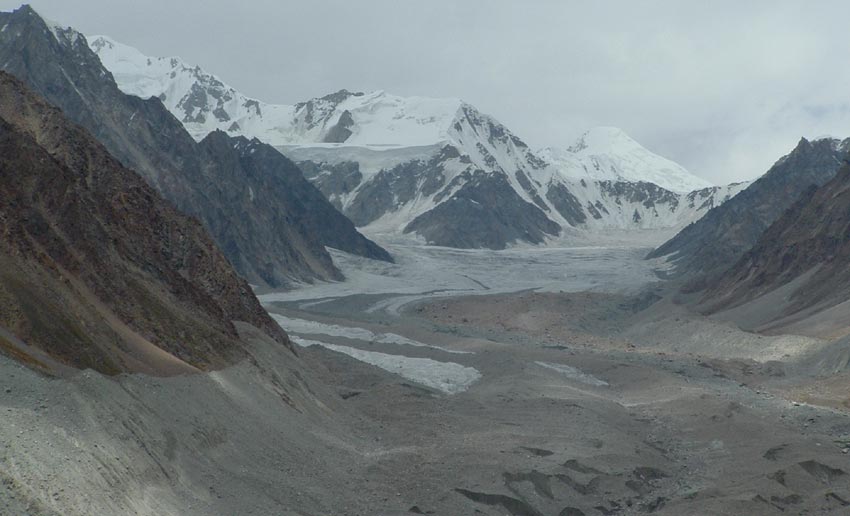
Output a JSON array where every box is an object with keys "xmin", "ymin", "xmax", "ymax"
[
  {"xmin": 287, "ymin": 110, "xmax": 745, "ymax": 245},
  {"xmin": 89, "ymin": 35, "xmax": 465, "ymax": 147},
  {"xmin": 539, "ymin": 127, "xmax": 713, "ymax": 193},
  {"xmin": 88, "ymin": 35, "xmax": 291, "ymax": 142},
  {"xmin": 90, "ymin": 34, "xmax": 741, "ymax": 249}
]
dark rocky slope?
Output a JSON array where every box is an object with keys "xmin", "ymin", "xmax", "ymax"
[
  {"xmin": 0, "ymin": 70, "xmax": 288, "ymax": 375},
  {"xmin": 702, "ymin": 161, "xmax": 850, "ymax": 336},
  {"xmin": 648, "ymin": 137, "xmax": 849, "ymax": 288},
  {"xmin": 200, "ymin": 132, "xmax": 392, "ymax": 265},
  {"xmin": 404, "ymin": 171, "xmax": 561, "ymax": 248},
  {"xmin": 0, "ymin": 5, "xmax": 389, "ymax": 287}
]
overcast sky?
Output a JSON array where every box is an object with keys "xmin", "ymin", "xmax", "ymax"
[{"xmin": 5, "ymin": 0, "xmax": 850, "ymax": 184}]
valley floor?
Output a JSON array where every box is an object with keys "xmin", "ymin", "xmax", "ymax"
[{"xmin": 3, "ymin": 239, "xmax": 850, "ymax": 515}]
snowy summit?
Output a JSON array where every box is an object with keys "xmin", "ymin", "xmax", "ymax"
[
  {"xmin": 89, "ymin": 35, "xmax": 466, "ymax": 148},
  {"xmin": 539, "ymin": 127, "xmax": 714, "ymax": 193}
]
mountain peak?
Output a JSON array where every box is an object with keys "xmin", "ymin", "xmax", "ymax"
[
  {"xmin": 809, "ymin": 135, "xmax": 850, "ymax": 155},
  {"xmin": 554, "ymin": 126, "xmax": 713, "ymax": 193},
  {"xmin": 88, "ymin": 34, "xmax": 116, "ymax": 52},
  {"xmin": 299, "ymin": 89, "xmax": 367, "ymax": 110},
  {"xmin": 9, "ymin": 3, "xmax": 31, "ymax": 13},
  {"xmin": 8, "ymin": 3, "xmax": 37, "ymax": 17},
  {"xmin": 568, "ymin": 126, "xmax": 639, "ymax": 154},
  {"xmin": 88, "ymin": 34, "xmax": 472, "ymax": 147},
  {"xmin": 320, "ymin": 89, "xmax": 365, "ymax": 101},
  {"xmin": 89, "ymin": 33, "xmax": 185, "ymax": 76},
  {"xmin": 12, "ymin": 4, "xmax": 83, "ymax": 47}
]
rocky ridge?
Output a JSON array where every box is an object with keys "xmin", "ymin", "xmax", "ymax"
[
  {"xmin": 649, "ymin": 137, "xmax": 849, "ymax": 288},
  {"xmin": 702, "ymin": 160, "xmax": 850, "ymax": 338}
]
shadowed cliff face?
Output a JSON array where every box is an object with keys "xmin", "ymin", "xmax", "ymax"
[
  {"xmin": 648, "ymin": 137, "xmax": 849, "ymax": 289},
  {"xmin": 198, "ymin": 131, "xmax": 392, "ymax": 267},
  {"xmin": 0, "ymin": 70, "xmax": 290, "ymax": 375},
  {"xmin": 703, "ymin": 161, "xmax": 850, "ymax": 334},
  {"xmin": 0, "ymin": 5, "xmax": 390, "ymax": 288}
]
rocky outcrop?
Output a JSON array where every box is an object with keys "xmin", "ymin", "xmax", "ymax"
[
  {"xmin": 0, "ymin": 5, "xmax": 390, "ymax": 288},
  {"xmin": 0, "ymin": 71, "xmax": 288, "ymax": 375},
  {"xmin": 648, "ymin": 137, "xmax": 849, "ymax": 287}
]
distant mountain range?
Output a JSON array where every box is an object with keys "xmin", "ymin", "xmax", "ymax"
[{"xmin": 90, "ymin": 34, "xmax": 742, "ymax": 249}]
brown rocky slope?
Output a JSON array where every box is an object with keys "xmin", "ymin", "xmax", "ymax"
[
  {"xmin": 702, "ymin": 161, "xmax": 850, "ymax": 338},
  {"xmin": 0, "ymin": 71, "xmax": 289, "ymax": 375}
]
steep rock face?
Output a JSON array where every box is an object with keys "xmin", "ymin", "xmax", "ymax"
[
  {"xmin": 0, "ymin": 6, "xmax": 389, "ymax": 287},
  {"xmin": 0, "ymin": 71, "xmax": 288, "ymax": 375},
  {"xmin": 648, "ymin": 137, "xmax": 849, "ymax": 286},
  {"xmin": 702, "ymin": 163, "xmax": 850, "ymax": 332}
]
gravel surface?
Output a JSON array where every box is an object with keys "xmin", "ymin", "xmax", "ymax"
[{"xmin": 3, "ymin": 243, "xmax": 850, "ymax": 514}]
